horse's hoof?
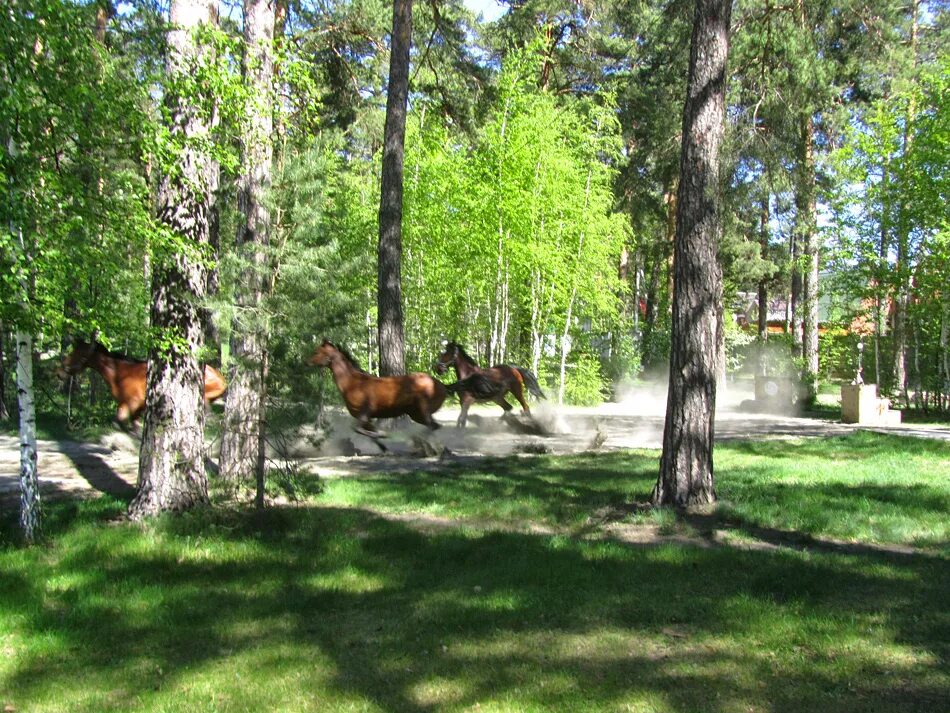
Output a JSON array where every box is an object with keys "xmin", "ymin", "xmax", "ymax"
[{"xmin": 355, "ymin": 426, "xmax": 389, "ymax": 439}]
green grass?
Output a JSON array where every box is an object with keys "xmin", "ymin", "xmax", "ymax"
[
  {"xmin": 717, "ymin": 433, "xmax": 950, "ymax": 550},
  {"xmin": 1, "ymin": 432, "xmax": 948, "ymax": 712},
  {"xmin": 319, "ymin": 431, "xmax": 949, "ymax": 550}
]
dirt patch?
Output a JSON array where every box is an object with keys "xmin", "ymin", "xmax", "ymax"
[{"xmin": 0, "ymin": 432, "xmax": 138, "ymax": 508}]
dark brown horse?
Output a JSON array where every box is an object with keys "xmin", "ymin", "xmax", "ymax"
[
  {"xmin": 59, "ymin": 339, "xmax": 227, "ymax": 427},
  {"xmin": 434, "ymin": 342, "xmax": 546, "ymax": 427},
  {"xmin": 308, "ymin": 340, "xmax": 452, "ymax": 438}
]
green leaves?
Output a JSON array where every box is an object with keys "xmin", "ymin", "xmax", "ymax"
[
  {"xmin": 0, "ymin": 0, "xmax": 153, "ymax": 345},
  {"xmin": 401, "ymin": 43, "xmax": 628, "ymax": 382}
]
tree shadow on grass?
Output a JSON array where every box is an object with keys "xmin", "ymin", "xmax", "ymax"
[
  {"xmin": 319, "ymin": 450, "xmax": 660, "ymax": 528},
  {"xmin": 1, "ymin": 503, "xmax": 947, "ymax": 713}
]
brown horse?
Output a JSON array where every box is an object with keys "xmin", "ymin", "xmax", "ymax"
[
  {"xmin": 59, "ymin": 339, "xmax": 227, "ymax": 427},
  {"xmin": 433, "ymin": 342, "xmax": 546, "ymax": 427},
  {"xmin": 308, "ymin": 340, "xmax": 460, "ymax": 438}
]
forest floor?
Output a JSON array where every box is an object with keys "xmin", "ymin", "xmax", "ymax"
[{"xmin": 1, "ymin": 381, "xmax": 949, "ymax": 508}]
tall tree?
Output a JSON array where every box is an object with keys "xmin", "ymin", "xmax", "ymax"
[
  {"xmin": 892, "ymin": 0, "xmax": 920, "ymax": 405},
  {"xmin": 652, "ymin": 0, "xmax": 731, "ymax": 507},
  {"xmin": 130, "ymin": 0, "xmax": 219, "ymax": 519},
  {"xmin": 219, "ymin": 0, "xmax": 276, "ymax": 504},
  {"xmin": 377, "ymin": 0, "xmax": 413, "ymax": 376},
  {"xmin": 793, "ymin": 0, "xmax": 821, "ymax": 402}
]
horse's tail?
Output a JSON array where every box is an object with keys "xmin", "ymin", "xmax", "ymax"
[
  {"xmin": 515, "ymin": 367, "xmax": 546, "ymax": 400},
  {"xmin": 447, "ymin": 373, "xmax": 504, "ymax": 401}
]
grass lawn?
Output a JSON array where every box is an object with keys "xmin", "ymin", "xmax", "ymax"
[{"xmin": 1, "ymin": 431, "xmax": 947, "ymax": 712}]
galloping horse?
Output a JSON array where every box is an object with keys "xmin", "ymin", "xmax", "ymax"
[
  {"xmin": 434, "ymin": 342, "xmax": 546, "ymax": 427},
  {"xmin": 308, "ymin": 340, "xmax": 468, "ymax": 438},
  {"xmin": 59, "ymin": 339, "xmax": 227, "ymax": 427}
]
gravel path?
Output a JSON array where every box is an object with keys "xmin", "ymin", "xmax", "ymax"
[{"xmin": 2, "ymin": 395, "xmax": 948, "ymax": 507}]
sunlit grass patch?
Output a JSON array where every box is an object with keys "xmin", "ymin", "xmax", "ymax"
[
  {"xmin": 315, "ymin": 432, "xmax": 949, "ymax": 551},
  {"xmin": 1, "ymin": 431, "xmax": 948, "ymax": 712}
]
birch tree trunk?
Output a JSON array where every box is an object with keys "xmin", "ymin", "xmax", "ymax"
[
  {"xmin": 220, "ymin": 0, "xmax": 276, "ymax": 492},
  {"xmin": 558, "ymin": 170, "xmax": 593, "ymax": 404},
  {"xmin": 130, "ymin": 0, "xmax": 219, "ymax": 520},
  {"xmin": 16, "ymin": 329, "xmax": 39, "ymax": 543},
  {"xmin": 377, "ymin": 0, "xmax": 412, "ymax": 377},
  {"xmin": 9, "ymin": 150, "xmax": 39, "ymax": 540},
  {"xmin": 652, "ymin": 0, "xmax": 731, "ymax": 508},
  {"xmin": 0, "ymin": 323, "xmax": 8, "ymax": 422}
]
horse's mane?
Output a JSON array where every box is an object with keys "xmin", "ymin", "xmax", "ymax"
[
  {"xmin": 70, "ymin": 339, "xmax": 144, "ymax": 364},
  {"xmin": 95, "ymin": 341, "xmax": 145, "ymax": 364},
  {"xmin": 447, "ymin": 342, "xmax": 479, "ymax": 367},
  {"xmin": 328, "ymin": 342, "xmax": 366, "ymax": 374}
]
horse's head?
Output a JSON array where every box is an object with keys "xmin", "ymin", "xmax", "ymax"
[
  {"xmin": 433, "ymin": 342, "xmax": 460, "ymax": 375},
  {"xmin": 308, "ymin": 340, "xmax": 337, "ymax": 368},
  {"xmin": 58, "ymin": 338, "xmax": 97, "ymax": 379}
]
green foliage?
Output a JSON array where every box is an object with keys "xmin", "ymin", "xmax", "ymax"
[
  {"xmin": 2, "ymin": 0, "xmax": 949, "ymax": 428},
  {"xmin": 723, "ymin": 317, "xmax": 756, "ymax": 375},
  {"xmin": 400, "ymin": 41, "xmax": 629, "ymax": 397},
  {"xmin": 260, "ymin": 136, "xmax": 375, "ymax": 409},
  {"xmin": 817, "ymin": 328, "xmax": 858, "ymax": 382},
  {"xmin": 0, "ymin": 1, "xmax": 154, "ymax": 344},
  {"xmin": 827, "ymin": 52, "xmax": 950, "ymax": 405},
  {"xmin": 560, "ymin": 350, "xmax": 609, "ymax": 405}
]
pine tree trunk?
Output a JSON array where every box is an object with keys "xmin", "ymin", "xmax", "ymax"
[
  {"xmin": 940, "ymin": 296, "xmax": 949, "ymax": 411},
  {"xmin": 377, "ymin": 0, "xmax": 412, "ymax": 377},
  {"xmin": 789, "ymin": 225, "xmax": 802, "ymax": 353},
  {"xmin": 757, "ymin": 195, "xmax": 769, "ymax": 375},
  {"xmin": 893, "ymin": 0, "xmax": 919, "ymax": 406},
  {"xmin": 255, "ymin": 348, "xmax": 270, "ymax": 509},
  {"xmin": 798, "ymin": 116, "xmax": 820, "ymax": 402},
  {"xmin": 130, "ymin": 0, "xmax": 218, "ymax": 520},
  {"xmin": 876, "ymin": 152, "xmax": 891, "ymax": 389},
  {"xmin": 220, "ymin": 0, "xmax": 275, "ymax": 489},
  {"xmin": 652, "ymin": 0, "xmax": 731, "ymax": 508}
]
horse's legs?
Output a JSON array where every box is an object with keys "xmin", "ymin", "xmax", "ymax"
[
  {"xmin": 409, "ymin": 405, "xmax": 442, "ymax": 430},
  {"xmin": 115, "ymin": 404, "xmax": 139, "ymax": 434},
  {"xmin": 510, "ymin": 381, "xmax": 531, "ymax": 415},
  {"xmin": 353, "ymin": 419, "xmax": 388, "ymax": 452},
  {"xmin": 354, "ymin": 419, "xmax": 378, "ymax": 438},
  {"xmin": 458, "ymin": 395, "xmax": 474, "ymax": 427},
  {"xmin": 114, "ymin": 409, "xmax": 142, "ymax": 438},
  {"xmin": 494, "ymin": 396, "xmax": 514, "ymax": 413}
]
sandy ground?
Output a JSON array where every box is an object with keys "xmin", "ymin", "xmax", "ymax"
[{"xmin": 2, "ymin": 382, "xmax": 948, "ymax": 508}]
